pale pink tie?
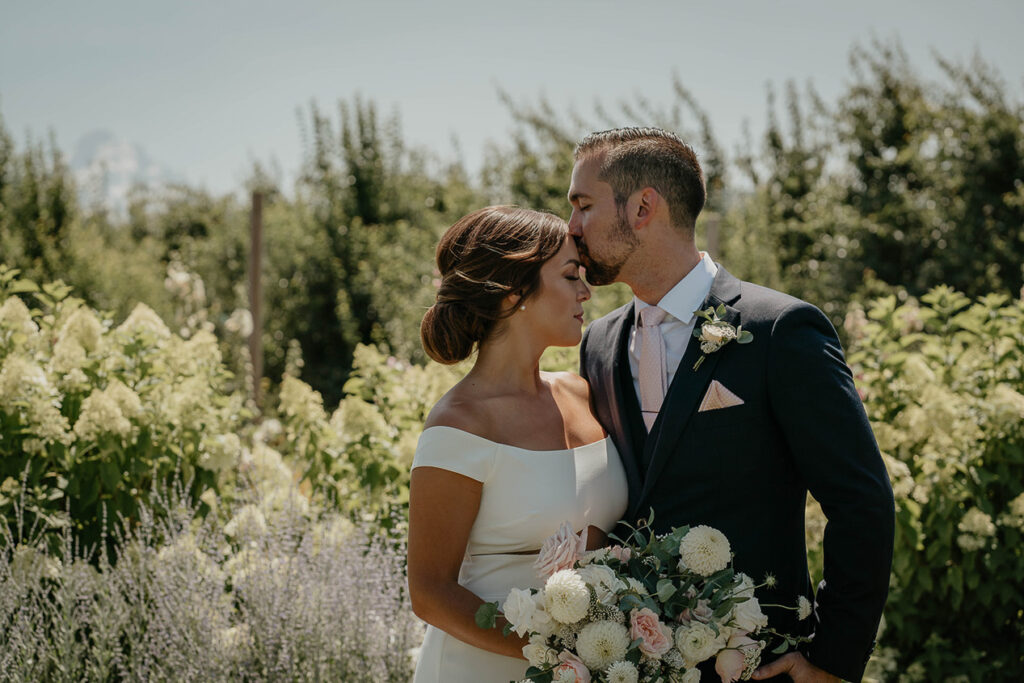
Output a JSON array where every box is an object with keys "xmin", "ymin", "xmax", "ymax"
[{"xmin": 638, "ymin": 306, "xmax": 668, "ymax": 431}]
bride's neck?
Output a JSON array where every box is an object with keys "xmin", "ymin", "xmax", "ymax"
[{"xmin": 469, "ymin": 335, "xmax": 545, "ymax": 395}]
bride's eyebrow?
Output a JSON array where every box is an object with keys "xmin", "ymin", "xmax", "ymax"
[{"xmin": 564, "ymin": 259, "xmax": 582, "ymax": 267}]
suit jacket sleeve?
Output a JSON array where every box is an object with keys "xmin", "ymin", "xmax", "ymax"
[{"xmin": 767, "ymin": 302, "xmax": 894, "ymax": 682}]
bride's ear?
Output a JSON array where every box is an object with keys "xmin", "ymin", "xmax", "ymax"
[{"xmin": 503, "ymin": 291, "xmax": 526, "ymax": 314}]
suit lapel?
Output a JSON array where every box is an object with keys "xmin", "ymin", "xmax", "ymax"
[
  {"xmin": 636, "ymin": 267, "xmax": 743, "ymax": 508},
  {"xmin": 606, "ymin": 303, "xmax": 644, "ymax": 506}
]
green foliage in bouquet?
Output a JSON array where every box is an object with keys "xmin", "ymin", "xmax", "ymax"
[
  {"xmin": 0, "ymin": 266, "xmax": 246, "ymax": 556},
  {"xmin": 847, "ymin": 286, "xmax": 1024, "ymax": 680}
]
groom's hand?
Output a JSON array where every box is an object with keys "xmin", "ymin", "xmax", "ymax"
[{"xmin": 752, "ymin": 652, "xmax": 840, "ymax": 682}]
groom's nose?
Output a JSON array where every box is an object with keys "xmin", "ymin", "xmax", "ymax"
[{"xmin": 568, "ymin": 210, "xmax": 582, "ymax": 237}]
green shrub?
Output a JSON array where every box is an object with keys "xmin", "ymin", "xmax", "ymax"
[{"xmin": 847, "ymin": 286, "xmax": 1024, "ymax": 680}]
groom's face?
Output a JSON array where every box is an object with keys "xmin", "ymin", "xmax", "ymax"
[{"xmin": 567, "ymin": 153, "xmax": 639, "ymax": 286}]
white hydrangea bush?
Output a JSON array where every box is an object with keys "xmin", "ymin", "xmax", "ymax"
[
  {"xmin": 847, "ymin": 286, "xmax": 1024, "ymax": 679},
  {"xmin": 0, "ymin": 266, "xmax": 245, "ymax": 551}
]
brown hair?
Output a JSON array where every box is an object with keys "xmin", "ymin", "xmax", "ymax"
[
  {"xmin": 574, "ymin": 127, "xmax": 706, "ymax": 232},
  {"xmin": 421, "ymin": 206, "xmax": 568, "ymax": 364}
]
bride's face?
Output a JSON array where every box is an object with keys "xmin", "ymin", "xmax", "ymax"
[{"xmin": 521, "ymin": 237, "xmax": 591, "ymax": 347}]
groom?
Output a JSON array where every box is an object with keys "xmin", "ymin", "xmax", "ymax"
[{"xmin": 572, "ymin": 128, "xmax": 894, "ymax": 682}]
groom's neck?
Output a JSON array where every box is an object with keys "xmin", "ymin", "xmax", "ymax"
[{"xmin": 624, "ymin": 239, "xmax": 702, "ymax": 305}]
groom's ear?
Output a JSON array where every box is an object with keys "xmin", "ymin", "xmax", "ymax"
[{"xmin": 629, "ymin": 187, "xmax": 659, "ymax": 232}]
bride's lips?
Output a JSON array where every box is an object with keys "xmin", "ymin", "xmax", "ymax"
[{"xmin": 574, "ymin": 313, "xmax": 584, "ymax": 324}]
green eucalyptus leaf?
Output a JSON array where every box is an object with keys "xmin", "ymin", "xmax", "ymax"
[{"xmin": 474, "ymin": 601, "xmax": 499, "ymax": 629}]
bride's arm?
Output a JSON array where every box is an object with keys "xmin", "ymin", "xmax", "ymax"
[{"xmin": 407, "ymin": 466, "xmax": 527, "ymax": 659}]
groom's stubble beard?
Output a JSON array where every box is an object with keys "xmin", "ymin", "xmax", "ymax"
[{"xmin": 575, "ymin": 210, "xmax": 639, "ymax": 287}]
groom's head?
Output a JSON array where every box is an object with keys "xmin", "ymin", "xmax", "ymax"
[{"xmin": 568, "ymin": 127, "xmax": 705, "ymax": 285}]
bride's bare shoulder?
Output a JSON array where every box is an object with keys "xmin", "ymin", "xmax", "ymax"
[{"xmin": 422, "ymin": 385, "xmax": 497, "ymax": 436}]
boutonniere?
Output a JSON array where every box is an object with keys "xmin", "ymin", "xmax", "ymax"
[{"xmin": 692, "ymin": 304, "xmax": 753, "ymax": 370}]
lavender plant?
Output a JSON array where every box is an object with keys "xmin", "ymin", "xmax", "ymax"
[{"xmin": 0, "ymin": 477, "xmax": 422, "ymax": 682}]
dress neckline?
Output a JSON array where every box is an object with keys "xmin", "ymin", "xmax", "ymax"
[{"xmin": 422, "ymin": 425, "xmax": 610, "ymax": 454}]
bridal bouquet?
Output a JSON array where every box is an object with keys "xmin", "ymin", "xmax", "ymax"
[{"xmin": 476, "ymin": 517, "xmax": 809, "ymax": 683}]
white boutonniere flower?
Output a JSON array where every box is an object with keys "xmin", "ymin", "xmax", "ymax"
[{"xmin": 692, "ymin": 305, "xmax": 753, "ymax": 370}]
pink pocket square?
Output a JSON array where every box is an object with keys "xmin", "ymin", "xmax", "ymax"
[{"xmin": 698, "ymin": 380, "xmax": 745, "ymax": 412}]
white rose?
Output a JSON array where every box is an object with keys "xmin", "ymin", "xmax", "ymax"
[
  {"xmin": 699, "ymin": 323, "xmax": 735, "ymax": 345},
  {"xmin": 531, "ymin": 591, "xmax": 556, "ymax": 637},
  {"xmin": 676, "ymin": 622, "xmax": 727, "ymax": 667},
  {"xmin": 522, "ymin": 634, "xmax": 558, "ymax": 668},
  {"xmin": 502, "ymin": 588, "xmax": 538, "ymax": 637},
  {"xmin": 731, "ymin": 585, "xmax": 768, "ymax": 634},
  {"xmin": 577, "ymin": 563, "xmax": 619, "ymax": 606}
]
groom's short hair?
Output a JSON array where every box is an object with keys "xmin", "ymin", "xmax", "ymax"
[{"xmin": 574, "ymin": 127, "xmax": 706, "ymax": 233}]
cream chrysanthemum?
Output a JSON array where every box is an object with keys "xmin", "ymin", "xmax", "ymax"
[
  {"xmin": 797, "ymin": 595, "xmax": 813, "ymax": 621},
  {"xmin": 576, "ymin": 620, "xmax": 630, "ymax": 670},
  {"xmin": 678, "ymin": 525, "xmax": 731, "ymax": 576},
  {"xmin": 544, "ymin": 569, "xmax": 591, "ymax": 624},
  {"xmin": 606, "ymin": 660, "xmax": 639, "ymax": 683},
  {"xmin": 680, "ymin": 669, "xmax": 701, "ymax": 683}
]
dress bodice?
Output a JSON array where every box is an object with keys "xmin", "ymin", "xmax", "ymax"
[
  {"xmin": 410, "ymin": 425, "xmax": 629, "ymax": 682},
  {"xmin": 411, "ymin": 426, "xmax": 628, "ymax": 598}
]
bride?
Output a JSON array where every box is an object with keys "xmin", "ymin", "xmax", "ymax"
[{"xmin": 407, "ymin": 206, "xmax": 628, "ymax": 682}]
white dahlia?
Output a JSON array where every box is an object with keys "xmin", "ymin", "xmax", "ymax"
[
  {"xmin": 544, "ymin": 569, "xmax": 591, "ymax": 624},
  {"xmin": 605, "ymin": 660, "xmax": 639, "ymax": 683},
  {"xmin": 576, "ymin": 620, "xmax": 630, "ymax": 670},
  {"xmin": 678, "ymin": 525, "xmax": 731, "ymax": 576}
]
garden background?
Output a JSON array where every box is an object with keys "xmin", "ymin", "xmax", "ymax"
[{"xmin": 1, "ymin": 9, "xmax": 1023, "ymax": 681}]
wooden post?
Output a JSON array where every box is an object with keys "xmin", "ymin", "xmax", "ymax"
[{"xmin": 248, "ymin": 191, "xmax": 264, "ymax": 408}]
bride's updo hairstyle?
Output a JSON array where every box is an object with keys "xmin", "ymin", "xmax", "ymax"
[{"xmin": 421, "ymin": 205, "xmax": 568, "ymax": 364}]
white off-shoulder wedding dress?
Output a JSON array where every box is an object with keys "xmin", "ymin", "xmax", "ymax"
[{"xmin": 410, "ymin": 425, "xmax": 628, "ymax": 683}]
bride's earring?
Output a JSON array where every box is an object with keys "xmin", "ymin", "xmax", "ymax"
[{"xmin": 519, "ymin": 304, "xmax": 526, "ymax": 311}]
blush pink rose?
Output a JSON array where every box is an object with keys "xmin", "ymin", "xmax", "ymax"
[
  {"xmin": 715, "ymin": 631, "xmax": 761, "ymax": 683},
  {"xmin": 554, "ymin": 651, "xmax": 591, "ymax": 683},
  {"xmin": 608, "ymin": 545, "xmax": 632, "ymax": 563},
  {"xmin": 630, "ymin": 607, "xmax": 673, "ymax": 658},
  {"xmin": 534, "ymin": 522, "xmax": 588, "ymax": 579}
]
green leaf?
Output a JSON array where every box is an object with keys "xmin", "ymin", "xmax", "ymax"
[
  {"xmin": 716, "ymin": 303, "xmax": 727, "ymax": 317},
  {"xmin": 738, "ymin": 330, "xmax": 754, "ymax": 344},
  {"xmin": 474, "ymin": 601, "xmax": 499, "ymax": 629},
  {"xmin": 656, "ymin": 579, "xmax": 676, "ymax": 602},
  {"xmin": 100, "ymin": 460, "xmax": 121, "ymax": 492},
  {"xmin": 9, "ymin": 281, "xmax": 40, "ymax": 294}
]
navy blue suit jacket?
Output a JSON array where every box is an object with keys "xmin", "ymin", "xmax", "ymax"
[{"xmin": 580, "ymin": 266, "xmax": 894, "ymax": 682}]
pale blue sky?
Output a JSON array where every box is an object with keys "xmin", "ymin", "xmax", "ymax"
[{"xmin": 1, "ymin": 0, "xmax": 1021, "ymax": 195}]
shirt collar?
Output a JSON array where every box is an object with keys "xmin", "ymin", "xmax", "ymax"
[{"xmin": 633, "ymin": 252, "xmax": 718, "ymax": 326}]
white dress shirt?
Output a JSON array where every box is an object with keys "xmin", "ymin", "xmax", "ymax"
[{"xmin": 629, "ymin": 252, "xmax": 718, "ymax": 401}]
